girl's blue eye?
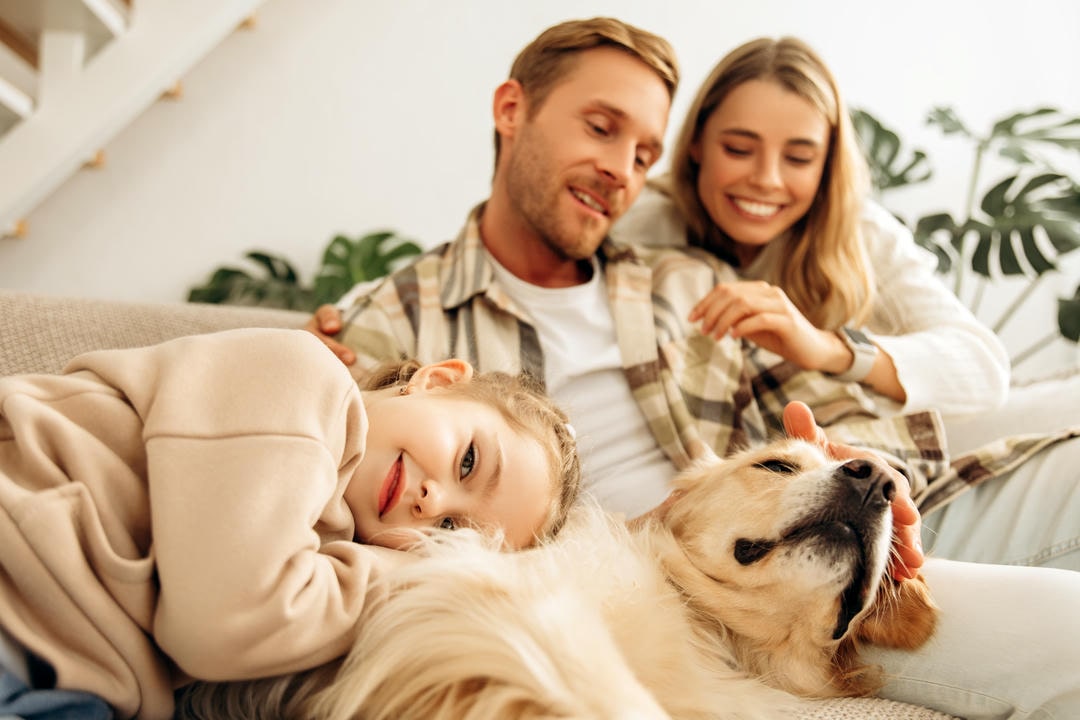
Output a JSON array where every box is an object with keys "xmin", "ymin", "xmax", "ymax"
[
  {"xmin": 460, "ymin": 443, "xmax": 476, "ymax": 479},
  {"xmin": 439, "ymin": 517, "xmax": 457, "ymax": 531}
]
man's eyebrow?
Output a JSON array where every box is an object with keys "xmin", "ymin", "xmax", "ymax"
[{"xmin": 593, "ymin": 100, "xmax": 665, "ymax": 157}]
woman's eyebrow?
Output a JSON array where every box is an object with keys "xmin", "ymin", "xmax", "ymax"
[{"xmin": 720, "ymin": 128, "xmax": 822, "ymax": 148}]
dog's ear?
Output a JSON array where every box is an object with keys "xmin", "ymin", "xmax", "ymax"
[
  {"xmin": 829, "ymin": 575, "xmax": 936, "ymax": 696},
  {"xmin": 855, "ymin": 574, "xmax": 937, "ymax": 650}
]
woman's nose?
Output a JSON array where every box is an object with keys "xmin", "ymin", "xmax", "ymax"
[{"xmin": 750, "ymin": 155, "xmax": 783, "ymax": 189}]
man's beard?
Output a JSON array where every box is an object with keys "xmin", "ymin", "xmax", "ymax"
[{"xmin": 503, "ymin": 128, "xmax": 611, "ymax": 261}]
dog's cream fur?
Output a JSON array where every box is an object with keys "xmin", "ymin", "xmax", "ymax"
[{"xmin": 186, "ymin": 438, "xmax": 936, "ymax": 720}]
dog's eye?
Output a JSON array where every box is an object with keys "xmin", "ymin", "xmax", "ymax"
[{"xmin": 754, "ymin": 459, "xmax": 797, "ymax": 474}]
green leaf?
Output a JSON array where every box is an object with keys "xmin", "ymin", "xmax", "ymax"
[
  {"xmin": 990, "ymin": 108, "xmax": 1080, "ymax": 149},
  {"xmin": 312, "ymin": 230, "xmax": 423, "ymax": 306},
  {"xmin": 926, "ymin": 106, "xmax": 970, "ymax": 137},
  {"xmin": 851, "ymin": 108, "xmax": 933, "ymax": 192},
  {"xmin": 245, "ymin": 251, "xmax": 300, "ymax": 283},
  {"xmin": 913, "ymin": 213, "xmax": 961, "ymax": 274},
  {"xmin": 1059, "ymin": 285, "xmax": 1080, "ymax": 342},
  {"xmin": 957, "ymin": 173, "xmax": 1080, "ymax": 278}
]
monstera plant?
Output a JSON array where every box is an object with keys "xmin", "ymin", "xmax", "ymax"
[
  {"xmin": 852, "ymin": 106, "xmax": 1080, "ymax": 368},
  {"xmin": 188, "ymin": 230, "xmax": 422, "ymax": 311}
]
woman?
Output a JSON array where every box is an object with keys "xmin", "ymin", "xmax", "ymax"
[
  {"xmin": 615, "ymin": 36, "xmax": 1010, "ymax": 416},
  {"xmin": 0, "ymin": 327, "xmax": 580, "ymax": 719}
]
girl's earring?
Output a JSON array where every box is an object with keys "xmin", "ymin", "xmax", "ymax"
[{"xmin": 399, "ymin": 385, "xmax": 408, "ymax": 396}]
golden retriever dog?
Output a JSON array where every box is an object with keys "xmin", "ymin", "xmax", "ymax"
[
  {"xmin": 297, "ymin": 438, "xmax": 938, "ymax": 720},
  {"xmin": 178, "ymin": 438, "xmax": 937, "ymax": 720}
]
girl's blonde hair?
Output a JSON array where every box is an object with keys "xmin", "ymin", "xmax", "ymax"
[
  {"xmin": 663, "ymin": 36, "xmax": 873, "ymax": 329},
  {"xmin": 175, "ymin": 360, "xmax": 582, "ymax": 720}
]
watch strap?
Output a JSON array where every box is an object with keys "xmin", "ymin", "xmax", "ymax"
[{"xmin": 831, "ymin": 326, "xmax": 878, "ymax": 383}]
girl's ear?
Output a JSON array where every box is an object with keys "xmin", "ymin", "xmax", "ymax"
[
  {"xmin": 493, "ymin": 79, "xmax": 526, "ymax": 142},
  {"xmin": 408, "ymin": 359, "xmax": 475, "ymax": 392}
]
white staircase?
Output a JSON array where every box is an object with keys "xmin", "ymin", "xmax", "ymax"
[{"xmin": 0, "ymin": 0, "xmax": 267, "ymax": 239}]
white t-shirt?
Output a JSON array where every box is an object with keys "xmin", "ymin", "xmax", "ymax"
[{"xmin": 487, "ymin": 252, "xmax": 676, "ymax": 518}]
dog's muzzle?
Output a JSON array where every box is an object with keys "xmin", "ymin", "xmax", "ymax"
[{"xmin": 733, "ymin": 458, "xmax": 897, "ymax": 638}]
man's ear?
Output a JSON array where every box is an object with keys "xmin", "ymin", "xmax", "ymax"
[
  {"xmin": 408, "ymin": 359, "xmax": 475, "ymax": 392},
  {"xmin": 493, "ymin": 79, "xmax": 526, "ymax": 142}
]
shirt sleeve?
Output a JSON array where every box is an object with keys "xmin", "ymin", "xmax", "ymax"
[
  {"xmin": 67, "ymin": 328, "xmax": 391, "ymax": 680},
  {"xmin": 336, "ymin": 275, "xmax": 420, "ymax": 376},
  {"xmin": 861, "ymin": 201, "xmax": 1010, "ymax": 415}
]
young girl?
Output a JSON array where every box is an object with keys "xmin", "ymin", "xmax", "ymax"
[{"xmin": 0, "ymin": 327, "xmax": 580, "ymax": 720}]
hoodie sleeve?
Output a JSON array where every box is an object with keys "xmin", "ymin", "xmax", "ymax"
[{"xmin": 67, "ymin": 328, "xmax": 390, "ymax": 680}]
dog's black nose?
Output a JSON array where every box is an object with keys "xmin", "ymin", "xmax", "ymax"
[{"xmin": 840, "ymin": 459, "xmax": 895, "ymax": 509}]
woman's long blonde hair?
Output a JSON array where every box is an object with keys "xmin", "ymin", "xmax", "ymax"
[
  {"xmin": 175, "ymin": 359, "xmax": 581, "ymax": 720},
  {"xmin": 664, "ymin": 36, "xmax": 874, "ymax": 329}
]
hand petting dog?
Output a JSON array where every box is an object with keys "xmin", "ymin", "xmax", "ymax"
[{"xmin": 782, "ymin": 400, "xmax": 925, "ymax": 581}]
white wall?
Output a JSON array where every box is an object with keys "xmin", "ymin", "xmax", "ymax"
[{"xmin": 1, "ymin": 0, "xmax": 1078, "ymax": 379}]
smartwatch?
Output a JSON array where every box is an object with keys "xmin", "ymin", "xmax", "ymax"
[{"xmin": 831, "ymin": 326, "xmax": 878, "ymax": 383}]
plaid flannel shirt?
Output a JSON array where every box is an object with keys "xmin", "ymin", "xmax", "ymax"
[{"xmin": 338, "ymin": 204, "xmax": 1078, "ymax": 515}]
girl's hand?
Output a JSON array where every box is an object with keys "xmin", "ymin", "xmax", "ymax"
[
  {"xmin": 690, "ymin": 280, "xmax": 850, "ymax": 373},
  {"xmin": 782, "ymin": 401, "xmax": 924, "ymax": 582}
]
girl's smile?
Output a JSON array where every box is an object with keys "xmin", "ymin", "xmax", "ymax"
[{"xmin": 378, "ymin": 454, "xmax": 405, "ymax": 517}]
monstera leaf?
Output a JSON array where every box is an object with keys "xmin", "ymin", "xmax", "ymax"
[
  {"xmin": 988, "ymin": 108, "xmax": 1080, "ymax": 165},
  {"xmin": 1060, "ymin": 285, "xmax": 1080, "ymax": 342},
  {"xmin": 926, "ymin": 106, "xmax": 972, "ymax": 138},
  {"xmin": 965, "ymin": 173, "xmax": 1080, "ymax": 278},
  {"xmin": 860, "ymin": 105, "xmax": 1080, "ymax": 363},
  {"xmin": 912, "ymin": 213, "xmax": 962, "ymax": 275},
  {"xmin": 913, "ymin": 174, "xmax": 1080, "ymax": 280},
  {"xmin": 852, "ymin": 108, "xmax": 933, "ymax": 192}
]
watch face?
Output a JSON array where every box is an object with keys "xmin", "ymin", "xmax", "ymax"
[{"xmin": 843, "ymin": 326, "xmax": 872, "ymax": 347}]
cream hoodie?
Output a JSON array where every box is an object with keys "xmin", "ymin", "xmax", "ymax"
[{"xmin": 0, "ymin": 328, "xmax": 387, "ymax": 719}]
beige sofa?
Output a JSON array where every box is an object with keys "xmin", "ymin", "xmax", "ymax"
[{"xmin": 0, "ymin": 289, "xmax": 960, "ymax": 720}]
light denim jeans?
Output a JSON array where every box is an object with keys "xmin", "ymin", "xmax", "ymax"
[
  {"xmin": 888, "ymin": 431, "xmax": 1080, "ymax": 719},
  {"xmin": 865, "ymin": 558, "xmax": 1080, "ymax": 720},
  {"xmin": 921, "ymin": 437, "xmax": 1080, "ymax": 571}
]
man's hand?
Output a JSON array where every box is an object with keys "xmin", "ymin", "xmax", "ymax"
[
  {"xmin": 304, "ymin": 304, "xmax": 356, "ymax": 366},
  {"xmin": 782, "ymin": 401, "xmax": 924, "ymax": 581}
]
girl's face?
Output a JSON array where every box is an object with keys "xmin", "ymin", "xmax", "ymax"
[
  {"xmin": 347, "ymin": 363, "xmax": 553, "ymax": 550},
  {"xmin": 691, "ymin": 79, "xmax": 830, "ymax": 262}
]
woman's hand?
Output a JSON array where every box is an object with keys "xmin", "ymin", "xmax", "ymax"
[
  {"xmin": 690, "ymin": 280, "xmax": 851, "ymax": 374},
  {"xmin": 782, "ymin": 401, "xmax": 924, "ymax": 582}
]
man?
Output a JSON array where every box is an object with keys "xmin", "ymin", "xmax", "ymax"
[{"xmin": 307, "ymin": 17, "xmax": 1080, "ymax": 719}]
